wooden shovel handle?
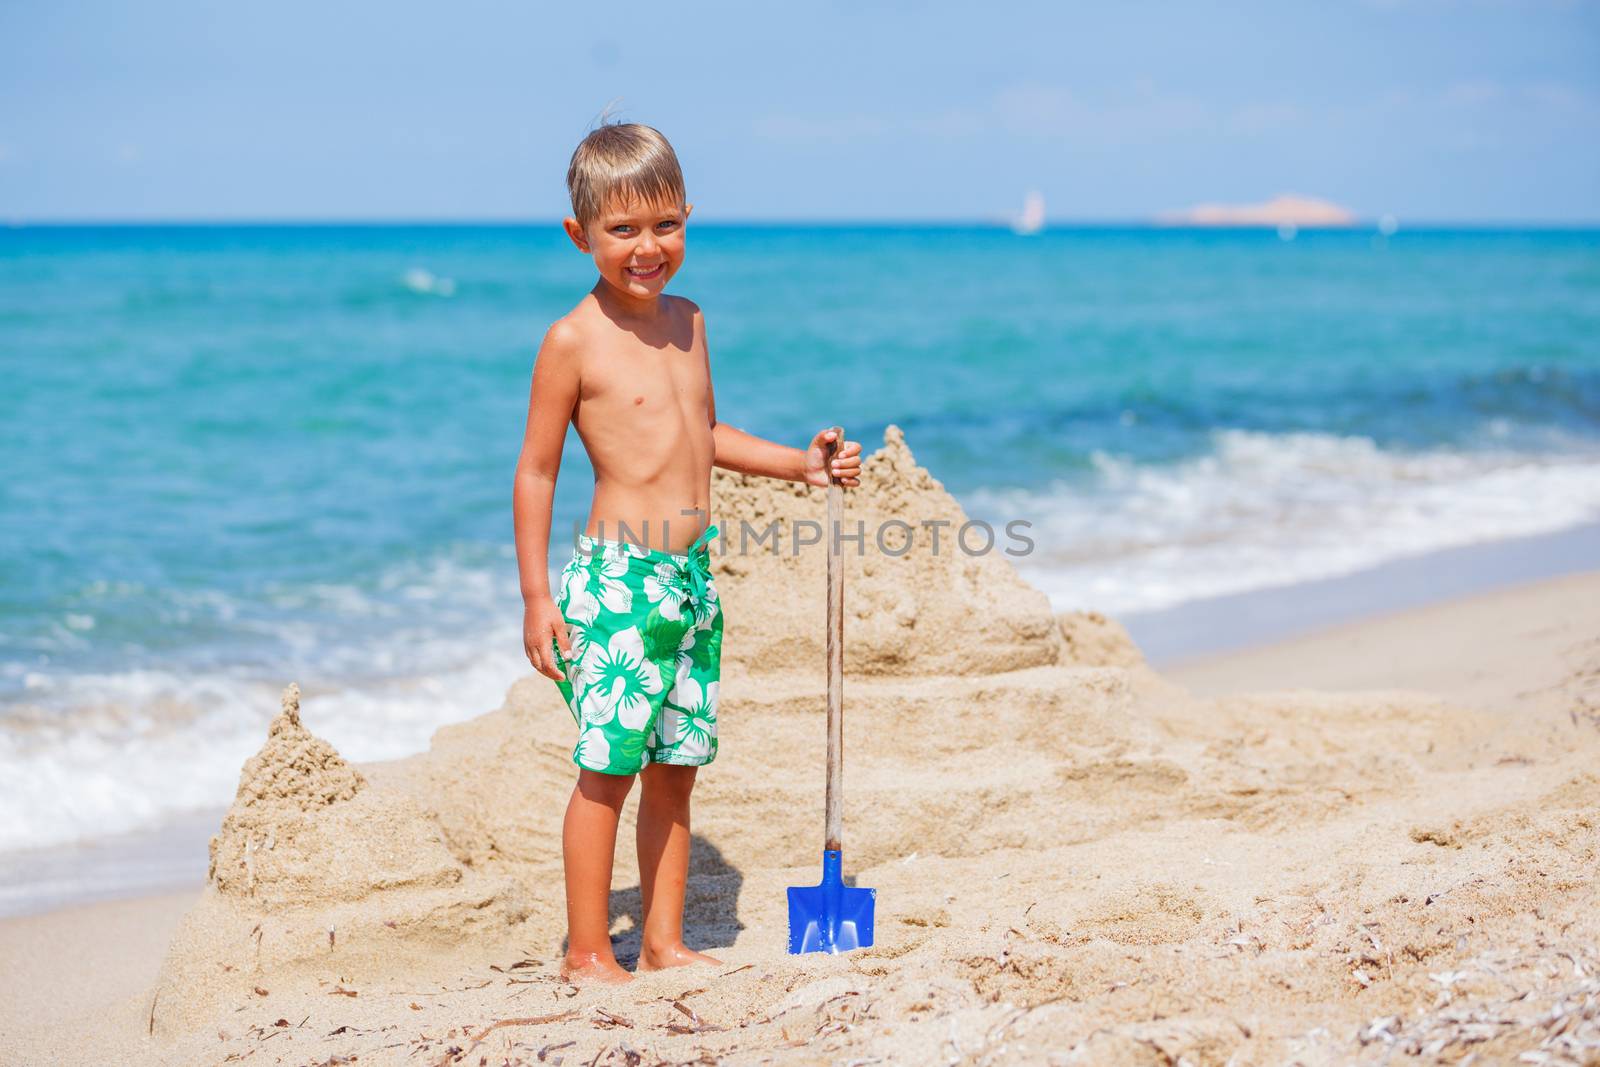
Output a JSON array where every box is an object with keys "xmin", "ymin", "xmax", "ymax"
[{"xmin": 824, "ymin": 427, "xmax": 844, "ymax": 853}]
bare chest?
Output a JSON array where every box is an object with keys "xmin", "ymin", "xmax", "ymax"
[{"xmin": 578, "ymin": 341, "xmax": 709, "ymax": 424}]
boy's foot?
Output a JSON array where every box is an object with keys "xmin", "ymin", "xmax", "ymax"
[
  {"xmin": 560, "ymin": 952, "xmax": 634, "ymax": 984},
  {"xmin": 636, "ymin": 942, "xmax": 723, "ymax": 972}
]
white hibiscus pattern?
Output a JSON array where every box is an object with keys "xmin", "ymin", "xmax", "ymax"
[
  {"xmin": 670, "ymin": 626, "xmax": 699, "ymax": 692},
  {"xmin": 661, "ymin": 677, "xmax": 718, "ymax": 760},
  {"xmin": 605, "ymin": 539, "xmax": 649, "ymax": 561},
  {"xmin": 574, "ymin": 726, "xmax": 611, "ymax": 771},
  {"xmin": 556, "ymin": 613, "xmax": 599, "ymax": 690},
  {"xmin": 576, "ymin": 626, "xmax": 663, "ymax": 730},
  {"xmin": 690, "ymin": 575, "xmax": 719, "ymax": 630},
  {"xmin": 643, "ymin": 560, "xmax": 688, "ymax": 622},
  {"xmin": 562, "ymin": 549, "xmax": 631, "ymax": 626},
  {"xmin": 551, "ymin": 537, "xmax": 722, "ymax": 774}
]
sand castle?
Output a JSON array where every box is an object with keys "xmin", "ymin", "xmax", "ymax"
[{"xmin": 134, "ymin": 427, "xmax": 1600, "ymax": 1065}]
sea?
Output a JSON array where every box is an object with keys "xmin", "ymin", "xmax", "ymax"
[{"xmin": 3, "ymin": 222, "xmax": 1599, "ymax": 871}]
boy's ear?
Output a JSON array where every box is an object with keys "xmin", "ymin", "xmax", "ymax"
[
  {"xmin": 562, "ymin": 216, "xmax": 591, "ymax": 253},
  {"xmin": 683, "ymin": 202, "xmax": 693, "ymax": 221}
]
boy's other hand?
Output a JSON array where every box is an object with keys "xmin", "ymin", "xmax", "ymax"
[
  {"xmin": 524, "ymin": 598, "xmax": 574, "ymax": 681},
  {"xmin": 803, "ymin": 428, "xmax": 862, "ymax": 488}
]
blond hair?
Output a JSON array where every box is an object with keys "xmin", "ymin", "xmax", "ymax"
[{"xmin": 566, "ymin": 121, "xmax": 686, "ymax": 229}]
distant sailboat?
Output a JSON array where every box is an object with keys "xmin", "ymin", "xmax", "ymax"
[{"xmin": 1012, "ymin": 190, "xmax": 1045, "ymax": 235}]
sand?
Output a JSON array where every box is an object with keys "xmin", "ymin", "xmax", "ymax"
[{"xmin": 3, "ymin": 427, "xmax": 1598, "ymax": 1066}]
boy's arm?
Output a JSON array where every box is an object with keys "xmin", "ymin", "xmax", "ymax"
[
  {"xmin": 708, "ymin": 418, "xmax": 805, "ymax": 483},
  {"xmin": 693, "ymin": 304, "xmax": 862, "ymax": 487},
  {"xmin": 512, "ymin": 321, "xmax": 581, "ymax": 680}
]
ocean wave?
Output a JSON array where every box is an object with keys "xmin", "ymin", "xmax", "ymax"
[
  {"xmin": 0, "ymin": 545, "xmax": 531, "ymax": 855},
  {"xmin": 0, "ymin": 634, "xmax": 528, "ymax": 854},
  {"xmin": 970, "ymin": 429, "xmax": 1600, "ymax": 614}
]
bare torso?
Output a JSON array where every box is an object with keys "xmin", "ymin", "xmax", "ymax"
[{"xmin": 563, "ymin": 293, "xmax": 713, "ymax": 554}]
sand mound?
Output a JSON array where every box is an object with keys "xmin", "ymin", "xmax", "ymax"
[
  {"xmin": 712, "ymin": 424, "xmax": 1064, "ymax": 676},
  {"xmin": 149, "ymin": 685, "xmax": 532, "ymax": 1033},
  {"xmin": 204, "ymin": 683, "xmax": 472, "ymax": 908},
  {"xmin": 141, "ymin": 428, "xmax": 1094, "ymax": 1040},
  {"xmin": 123, "ymin": 443, "xmax": 1600, "ymax": 1065},
  {"xmin": 207, "ymin": 682, "xmax": 367, "ymax": 898},
  {"xmin": 1057, "ymin": 609, "xmax": 1144, "ymax": 667}
]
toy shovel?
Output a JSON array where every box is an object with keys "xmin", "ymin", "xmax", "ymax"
[{"xmin": 786, "ymin": 428, "xmax": 876, "ymax": 954}]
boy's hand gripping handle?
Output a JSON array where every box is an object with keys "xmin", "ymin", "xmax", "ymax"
[{"xmin": 824, "ymin": 427, "xmax": 845, "ymax": 854}]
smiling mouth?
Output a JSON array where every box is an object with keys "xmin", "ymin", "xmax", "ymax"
[{"xmin": 625, "ymin": 263, "xmax": 665, "ymax": 279}]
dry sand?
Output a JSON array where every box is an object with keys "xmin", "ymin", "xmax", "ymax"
[{"xmin": 3, "ymin": 426, "xmax": 1597, "ymax": 1066}]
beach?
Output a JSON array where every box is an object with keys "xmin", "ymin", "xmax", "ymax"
[
  {"xmin": 2, "ymin": 433, "xmax": 1596, "ymax": 1066},
  {"xmin": 7, "ymin": 1, "xmax": 1599, "ymax": 1059}
]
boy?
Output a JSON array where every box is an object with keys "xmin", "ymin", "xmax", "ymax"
[{"xmin": 512, "ymin": 121, "xmax": 863, "ymax": 984}]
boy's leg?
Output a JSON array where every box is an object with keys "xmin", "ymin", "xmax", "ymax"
[
  {"xmin": 562, "ymin": 768, "xmax": 636, "ymax": 983},
  {"xmin": 635, "ymin": 763, "xmax": 722, "ymax": 971}
]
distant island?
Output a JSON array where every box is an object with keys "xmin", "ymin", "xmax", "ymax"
[{"xmin": 1155, "ymin": 193, "xmax": 1357, "ymax": 227}]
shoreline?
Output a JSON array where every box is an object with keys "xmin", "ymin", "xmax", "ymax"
[
  {"xmin": 1168, "ymin": 567, "xmax": 1600, "ymax": 711},
  {"xmin": 1, "ymin": 522, "xmax": 1596, "ymax": 922},
  {"xmin": 3, "ymin": 566, "xmax": 1587, "ymax": 1062},
  {"xmin": 0, "ymin": 808, "xmax": 220, "ymax": 921},
  {"xmin": 1123, "ymin": 520, "xmax": 1600, "ymax": 665}
]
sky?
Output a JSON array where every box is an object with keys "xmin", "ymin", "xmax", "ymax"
[{"xmin": 1, "ymin": 1, "xmax": 1597, "ymax": 223}]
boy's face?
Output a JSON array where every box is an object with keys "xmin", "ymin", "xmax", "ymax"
[{"xmin": 564, "ymin": 194, "xmax": 693, "ymax": 299}]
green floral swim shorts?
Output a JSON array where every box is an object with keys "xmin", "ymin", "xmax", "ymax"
[{"xmin": 550, "ymin": 526, "xmax": 723, "ymax": 776}]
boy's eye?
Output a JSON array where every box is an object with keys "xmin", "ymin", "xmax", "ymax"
[{"xmin": 656, "ymin": 220, "xmax": 679, "ymax": 230}]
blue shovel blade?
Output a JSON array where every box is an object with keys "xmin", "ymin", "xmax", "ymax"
[{"xmin": 786, "ymin": 849, "xmax": 876, "ymax": 954}]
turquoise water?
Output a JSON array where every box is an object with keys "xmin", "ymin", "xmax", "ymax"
[{"xmin": 3, "ymin": 223, "xmax": 1599, "ymax": 852}]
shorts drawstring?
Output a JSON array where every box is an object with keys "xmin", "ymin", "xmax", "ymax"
[{"xmin": 683, "ymin": 524, "xmax": 718, "ymax": 608}]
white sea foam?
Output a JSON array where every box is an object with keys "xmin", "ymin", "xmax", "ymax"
[
  {"xmin": 401, "ymin": 267, "xmax": 456, "ymax": 297},
  {"xmin": 0, "ymin": 548, "xmax": 532, "ymax": 855},
  {"xmin": 0, "ymin": 636, "xmax": 529, "ymax": 854},
  {"xmin": 971, "ymin": 429, "xmax": 1600, "ymax": 615}
]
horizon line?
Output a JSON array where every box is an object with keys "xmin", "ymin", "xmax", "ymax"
[{"xmin": 6, "ymin": 216, "xmax": 1600, "ymax": 230}]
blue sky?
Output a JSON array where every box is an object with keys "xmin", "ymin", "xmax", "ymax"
[{"xmin": 2, "ymin": 1, "xmax": 1597, "ymax": 222}]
